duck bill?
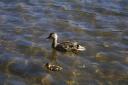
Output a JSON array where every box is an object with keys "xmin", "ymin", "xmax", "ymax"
[{"xmin": 46, "ymin": 36, "xmax": 50, "ymax": 39}]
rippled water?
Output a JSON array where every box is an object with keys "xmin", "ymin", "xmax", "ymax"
[{"xmin": 0, "ymin": 0, "xmax": 128, "ymax": 85}]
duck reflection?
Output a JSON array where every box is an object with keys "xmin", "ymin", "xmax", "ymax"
[
  {"xmin": 48, "ymin": 49, "xmax": 57, "ymax": 63},
  {"xmin": 45, "ymin": 63, "xmax": 63, "ymax": 71},
  {"xmin": 45, "ymin": 49, "xmax": 63, "ymax": 72}
]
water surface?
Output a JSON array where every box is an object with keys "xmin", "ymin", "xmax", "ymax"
[{"xmin": 0, "ymin": 0, "xmax": 128, "ymax": 85}]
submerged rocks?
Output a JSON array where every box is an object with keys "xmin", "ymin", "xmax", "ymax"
[{"xmin": 95, "ymin": 52, "xmax": 121, "ymax": 62}]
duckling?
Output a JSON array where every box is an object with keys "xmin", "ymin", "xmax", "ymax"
[
  {"xmin": 45, "ymin": 63, "xmax": 63, "ymax": 71},
  {"xmin": 47, "ymin": 32, "xmax": 86, "ymax": 53}
]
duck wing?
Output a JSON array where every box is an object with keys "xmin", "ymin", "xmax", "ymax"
[{"xmin": 56, "ymin": 41, "xmax": 78, "ymax": 52}]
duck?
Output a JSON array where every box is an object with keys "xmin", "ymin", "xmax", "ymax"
[
  {"xmin": 46, "ymin": 32, "xmax": 86, "ymax": 53},
  {"xmin": 45, "ymin": 63, "xmax": 63, "ymax": 71}
]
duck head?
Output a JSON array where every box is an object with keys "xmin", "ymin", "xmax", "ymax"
[
  {"xmin": 47, "ymin": 32, "xmax": 58, "ymax": 40},
  {"xmin": 47, "ymin": 32, "xmax": 58, "ymax": 48}
]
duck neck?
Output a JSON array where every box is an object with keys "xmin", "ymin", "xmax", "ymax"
[{"xmin": 52, "ymin": 38, "xmax": 58, "ymax": 48}]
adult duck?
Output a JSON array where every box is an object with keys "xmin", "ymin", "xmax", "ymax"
[{"xmin": 47, "ymin": 32, "xmax": 86, "ymax": 53}]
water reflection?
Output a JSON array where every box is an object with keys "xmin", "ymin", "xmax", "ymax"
[{"xmin": 48, "ymin": 49, "xmax": 57, "ymax": 64}]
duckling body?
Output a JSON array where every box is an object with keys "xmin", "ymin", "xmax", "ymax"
[
  {"xmin": 45, "ymin": 63, "xmax": 63, "ymax": 71},
  {"xmin": 47, "ymin": 32, "xmax": 86, "ymax": 53}
]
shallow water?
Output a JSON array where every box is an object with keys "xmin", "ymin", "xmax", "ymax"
[{"xmin": 0, "ymin": 0, "xmax": 128, "ymax": 85}]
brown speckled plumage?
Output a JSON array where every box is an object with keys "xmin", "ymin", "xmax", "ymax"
[
  {"xmin": 47, "ymin": 32, "xmax": 86, "ymax": 53},
  {"xmin": 45, "ymin": 63, "xmax": 63, "ymax": 71}
]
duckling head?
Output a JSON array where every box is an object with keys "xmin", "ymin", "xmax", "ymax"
[{"xmin": 47, "ymin": 32, "xmax": 58, "ymax": 40}]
